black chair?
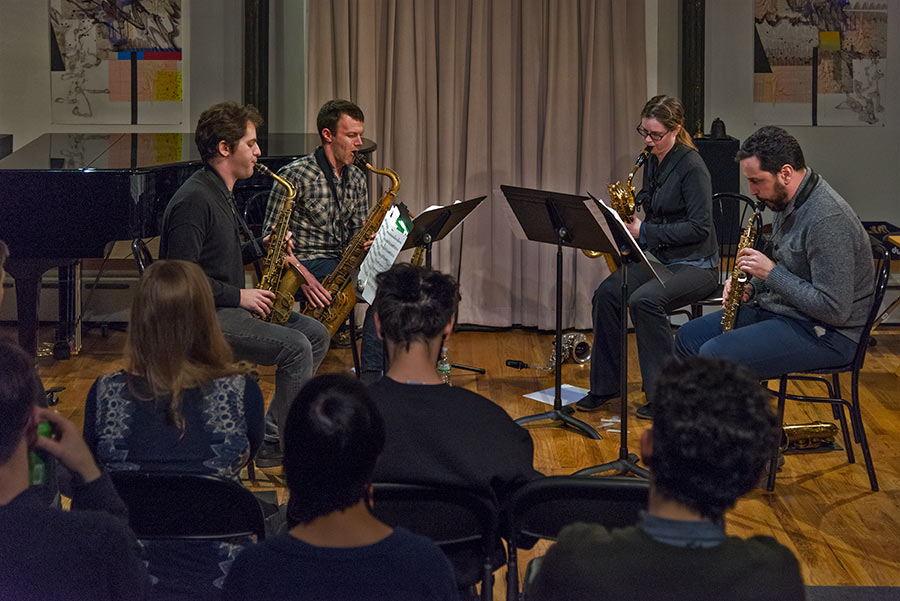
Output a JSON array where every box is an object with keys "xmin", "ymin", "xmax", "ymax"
[
  {"xmin": 371, "ymin": 482, "xmax": 500, "ymax": 601},
  {"xmin": 109, "ymin": 471, "xmax": 266, "ymax": 541},
  {"xmin": 765, "ymin": 239, "xmax": 891, "ymax": 492},
  {"xmin": 505, "ymin": 475, "xmax": 649, "ymax": 601},
  {"xmin": 131, "ymin": 237, "xmax": 154, "ymax": 275}
]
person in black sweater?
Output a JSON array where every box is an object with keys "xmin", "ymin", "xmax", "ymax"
[
  {"xmin": 223, "ymin": 374, "xmax": 456, "ymax": 601},
  {"xmin": 161, "ymin": 102, "xmax": 329, "ymax": 465},
  {"xmin": 528, "ymin": 357, "xmax": 805, "ymax": 601},
  {"xmin": 0, "ymin": 340, "xmax": 149, "ymax": 601},
  {"xmin": 577, "ymin": 95, "xmax": 718, "ymax": 419},
  {"xmin": 368, "ymin": 264, "xmax": 541, "ymax": 509}
]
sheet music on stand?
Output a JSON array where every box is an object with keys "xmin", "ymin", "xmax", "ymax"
[
  {"xmin": 585, "ymin": 192, "xmax": 663, "ymax": 284},
  {"xmin": 357, "ymin": 205, "xmax": 413, "ymax": 304}
]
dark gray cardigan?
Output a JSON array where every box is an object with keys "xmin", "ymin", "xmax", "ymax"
[{"xmin": 750, "ymin": 169, "xmax": 874, "ymax": 343}]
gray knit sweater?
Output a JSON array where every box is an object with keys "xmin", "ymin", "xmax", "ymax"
[{"xmin": 750, "ymin": 169, "xmax": 874, "ymax": 343}]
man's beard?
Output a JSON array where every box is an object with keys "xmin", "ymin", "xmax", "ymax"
[{"xmin": 762, "ymin": 180, "xmax": 790, "ymax": 212}]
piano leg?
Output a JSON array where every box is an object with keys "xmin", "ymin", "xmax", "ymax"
[
  {"xmin": 54, "ymin": 262, "xmax": 81, "ymax": 360},
  {"xmin": 4, "ymin": 258, "xmax": 78, "ymax": 358}
]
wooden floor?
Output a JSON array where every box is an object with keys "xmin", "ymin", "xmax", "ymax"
[{"xmin": 14, "ymin": 322, "xmax": 900, "ymax": 593}]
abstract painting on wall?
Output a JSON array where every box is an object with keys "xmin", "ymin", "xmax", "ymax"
[
  {"xmin": 50, "ymin": 0, "xmax": 184, "ymax": 125},
  {"xmin": 753, "ymin": 1, "xmax": 887, "ymax": 126}
]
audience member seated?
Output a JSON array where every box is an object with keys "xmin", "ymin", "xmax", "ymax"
[
  {"xmin": 528, "ymin": 357, "xmax": 805, "ymax": 601},
  {"xmin": 0, "ymin": 340, "xmax": 149, "ymax": 601},
  {"xmin": 368, "ymin": 263, "xmax": 541, "ymax": 509},
  {"xmin": 223, "ymin": 374, "xmax": 457, "ymax": 601},
  {"xmin": 82, "ymin": 260, "xmax": 265, "ymax": 600},
  {"xmin": 0, "ymin": 240, "xmax": 60, "ymax": 507}
]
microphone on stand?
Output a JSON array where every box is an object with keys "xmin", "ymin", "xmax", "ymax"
[{"xmin": 506, "ymin": 359, "xmax": 529, "ymax": 370}]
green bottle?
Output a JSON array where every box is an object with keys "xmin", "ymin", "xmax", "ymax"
[{"xmin": 28, "ymin": 422, "xmax": 52, "ymax": 486}]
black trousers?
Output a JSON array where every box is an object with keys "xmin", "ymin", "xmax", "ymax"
[{"xmin": 589, "ymin": 262, "xmax": 717, "ymax": 402}]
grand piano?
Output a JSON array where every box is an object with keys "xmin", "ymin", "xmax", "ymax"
[{"xmin": 0, "ymin": 132, "xmax": 375, "ymax": 357}]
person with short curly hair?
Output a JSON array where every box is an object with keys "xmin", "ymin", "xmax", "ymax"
[
  {"xmin": 528, "ymin": 357, "xmax": 805, "ymax": 601},
  {"xmin": 368, "ymin": 263, "xmax": 540, "ymax": 509}
]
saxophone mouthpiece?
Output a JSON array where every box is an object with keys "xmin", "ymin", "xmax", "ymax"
[{"xmin": 254, "ymin": 163, "xmax": 273, "ymax": 176}]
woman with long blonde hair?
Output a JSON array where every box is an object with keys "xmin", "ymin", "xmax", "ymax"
[
  {"xmin": 83, "ymin": 259, "xmax": 263, "ymax": 477},
  {"xmin": 82, "ymin": 260, "xmax": 265, "ymax": 600}
]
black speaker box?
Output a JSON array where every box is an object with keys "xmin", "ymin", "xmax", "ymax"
[{"xmin": 694, "ymin": 135, "xmax": 740, "ymax": 195}]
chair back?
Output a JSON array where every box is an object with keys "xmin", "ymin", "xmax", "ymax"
[
  {"xmin": 854, "ymin": 238, "xmax": 892, "ymax": 372},
  {"xmin": 711, "ymin": 192, "xmax": 763, "ymax": 286},
  {"xmin": 508, "ymin": 475, "xmax": 648, "ymax": 545},
  {"xmin": 371, "ymin": 482, "xmax": 499, "ymax": 597},
  {"xmin": 131, "ymin": 238, "xmax": 154, "ymax": 275},
  {"xmin": 110, "ymin": 471, "xmax": 265, "ymax": 541}
]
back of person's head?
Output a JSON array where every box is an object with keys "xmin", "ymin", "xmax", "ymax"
[
  {"xmin": 0, "ymin": 340, "xmax": 42, "ymax": 465},
  {"xmin": 316, "ymin": 99, "xmax": 365, "ymax": 142},
  {"xmin": 735, "ymin": 125, "xmax": 806, "ymax": 174},
  {"xmin": 372, "ymin": 263, "xmax": 459, "ymax": 350},
  {"xmin": 125, "ymin": 260, "xmax": 235, "ymax": 431},
  {"xmin": 195, "ymin": 101, "xmax": 263, "ymax": 163},
  {"xmin": 640, "ymin": 94, "xmax": 696, "ymax": 150},
  {"xmin": 283, "ymin": 374, "xmax": 385, "ymax": 524},
  {"xmin": 650, "ymin": 357, "xmax": 777, "ymax": 520}
]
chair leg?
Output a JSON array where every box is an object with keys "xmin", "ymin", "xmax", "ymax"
[
  {"xmin": 850, "ymin": 371, "xmax": 879, "ymax": 492},
  {"xmin": 506, "ymin": 541, "xmax": 519, "ymax": 601},
  {"xmin": 833, "ymin": 401, "xmax": 855, "ymax": 464},
  {"xmin": 247, "ymin": 459, "xmax": 256, "ymax": 481},
  {"xmin": 766, "ymin": 377, "xmax": 787, "ymax": 491},
  {"xmin": 349, "ymin": 310, "xmax": 362, "ymax": 378}
]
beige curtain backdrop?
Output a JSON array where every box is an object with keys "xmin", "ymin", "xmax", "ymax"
[{"xmin": 307, "ymin": 0, "xmax": 647, "ymax": 329}]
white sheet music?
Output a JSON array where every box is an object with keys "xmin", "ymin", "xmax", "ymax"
[
  {"xmin": 584, "ymin": 193, "xmax": 663, "ymax": 285},
  {"xmin": 358, "ymin": 205, "xmax": 409, "ymax": 304}
]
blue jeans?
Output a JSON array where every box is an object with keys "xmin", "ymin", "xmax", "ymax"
[
  {"xmin": 673, "ymin": 304, "xmax": 858, "ymax": 380},
  {"xmin": 301, "ymin": 258, "xmax": 384, "ymax": 376},
  {"xmin": 217, "ymin": 307, "xmax": 329, "ymax": 446},
  {"xmin": 590, "ymin": 262, "xmax": 718, "ymax": 403}
]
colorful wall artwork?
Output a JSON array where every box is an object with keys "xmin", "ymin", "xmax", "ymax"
[
  {"xmin": 50, "ymin": 0, "xmax": 184, "ymax": 125},
  {"xmin": 753, "ymin": 1, "xmax": 887, "ymax": 126}
]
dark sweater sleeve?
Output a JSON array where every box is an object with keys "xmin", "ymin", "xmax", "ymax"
[
  {"xmin": 69, "ymin": 471, "xmax": 129, "ymax": 522},
  {"xmin": 243, "ymin": 376, "xmax": 265, "ymax": 458},
  {"xmin": 163, "ymin": 198, "xmax": 242, "ymax": 307}
]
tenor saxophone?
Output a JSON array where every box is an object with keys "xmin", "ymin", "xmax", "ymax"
[
  {"xmin": 584, "ymin": 147, "xmax": 650, "ymax": 260},
  {"xmin": 255, "ymin": 163, "xmax": 307, "ymax": 325},
  {"xmin": 302, "ymin": 161, "xmax": 401, "ymax": 336},
  {"xmin": 720, "ymin": 207, "xmax": 762, "ymax": 333}
]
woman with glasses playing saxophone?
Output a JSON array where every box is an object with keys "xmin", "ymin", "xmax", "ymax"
[{"xmin": 576, "ymin": 95, "xmax": 718, "ymax": 420}]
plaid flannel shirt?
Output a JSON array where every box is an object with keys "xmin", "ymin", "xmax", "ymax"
[{"xmin": 263, "ymin": 151, "xmax": 369, "ymax": 261}]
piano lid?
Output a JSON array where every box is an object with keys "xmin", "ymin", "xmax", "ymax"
[{"xmin": 0, "ymin": 133, "xmax": 375, "ymax": 172}]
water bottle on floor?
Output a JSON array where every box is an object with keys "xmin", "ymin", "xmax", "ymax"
[{"xmin": 437, "ymin": 347, "xmax": 452, "ymax": 385}]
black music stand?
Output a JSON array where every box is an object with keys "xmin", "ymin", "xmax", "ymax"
[
  {"xmin": 401, "ymin": 197, "xmax": 488, "ymax": 375},
  {"xmin": 572, "ymin": 193, "xmax": 661, "ymax": 478},
  {"xmin": 401, "ymin": 197, "xmax": 486, "ymax": 269},
  {"xmin": 500, "ymin": 185, "xmax": 609, "ymax": 440}
]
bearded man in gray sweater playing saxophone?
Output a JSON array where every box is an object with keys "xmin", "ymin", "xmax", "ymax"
[{"xmin": 674, "ymin": 125, "xmax": 874, "ymax": 379}]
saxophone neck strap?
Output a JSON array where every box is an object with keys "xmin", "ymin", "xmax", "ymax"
[
  {"xmin": 314, "ymin": 146, "xmax": 348, "ymax": 244},
  {"xmin": 789, "ymin": 169, "xmax": 819, "ymax": 213},
  {"xmin": 645, "ymin": 144, "xmax": 690, "ymax": 207}
]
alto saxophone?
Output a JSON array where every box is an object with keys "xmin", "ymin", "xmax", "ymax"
[
  {"xmin": 255, "ymin": 163, "xmax": 306, "ymax": 325},
  {"xmin": 302, "ymin": 161, "xmax": 401, "ymax": 336},
  {"xmin": 720, "ymin": 207, "xmax": 762, "ymax": 332},
  {"xmin": 584, "ymin": 147, "xmax": 650, "ymax": 260}
]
